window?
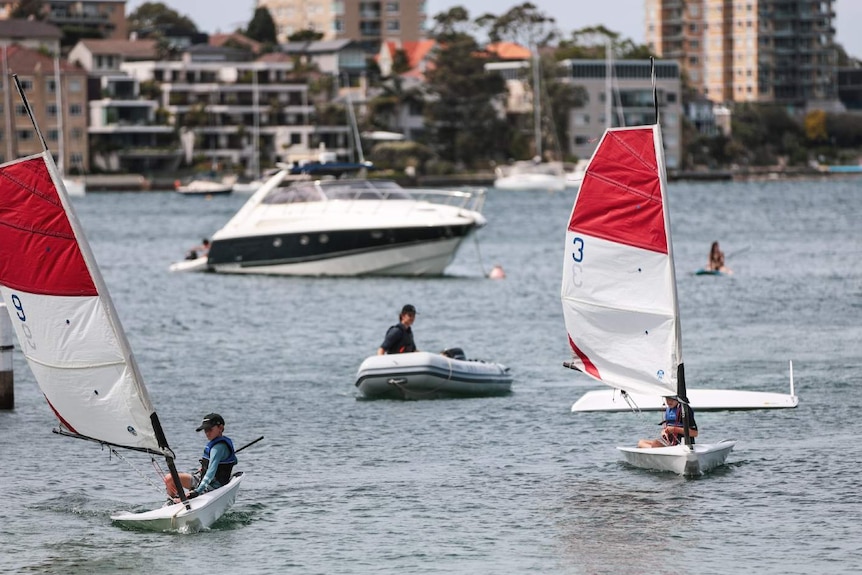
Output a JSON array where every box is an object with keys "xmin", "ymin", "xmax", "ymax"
[
  {"xmin": 71, "ymin": 128, "xmax": 83, "ymax": 140},
  {"xmin": 15, "ymin": 104, "xmax": 26, "ymax": 116},
  {"xmin": 48, "ymin": 129, "xmax": 58, "ymax": 141},
  {"xmin": 19, "ymin": 79, "xmax": 33, "ymax": 91},
  {"xmin": 69, "ymin": 79, "xmax": 82, "ymax": 93},
  {"xmin": 47, "ymin": 104, "xmax": 58, "ymax": 117},
  {"xmin": 46, "ymin": 79, "xmax": 57, "ymax": 94},
  {"xmin": 70, "ymin": 153, "xmax": 83, "ymax": 166},
  {"xmin": 386, "ymin": 1, "xmax": 399, "ymax": 13},
  {"xmin": 386, "ymin": 20, "xmax": 400, "ymax": 31},
  {"xmin": 17, "ymin": 130, "xmax": 33, "ymax": 141},
  {"xmin": 70, "ymin": 104, "xmax": 83, "ymax": 116}
]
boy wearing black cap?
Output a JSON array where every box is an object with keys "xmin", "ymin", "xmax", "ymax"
[
  {"xmin": 377, "ymin": 304, "xmax": 419, "ymax": 355},
  {"xmin": 164, "ymin": 412, "xmax": 238, "ymax": 500}
]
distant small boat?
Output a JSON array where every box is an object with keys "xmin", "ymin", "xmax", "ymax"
[
  {"xmin": 355, "ymin": 349, "xmax": 513, "ymax": 400},
  {"xmin": 175, "ymin": 175, "xmax": 236, "ymax": 196}
]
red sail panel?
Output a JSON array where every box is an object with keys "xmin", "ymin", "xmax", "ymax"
[
  {"xmin": 0, "ymin": 155, "xmax": 97, "ymax": 296},
  {"xmin": 568, "ymin": 127, "xmax": 667, "ymax": 254}
]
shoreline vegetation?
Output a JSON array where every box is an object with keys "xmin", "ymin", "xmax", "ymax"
[{"xmin": 82, "ymin": 166, "xmax": 862, "ymax": 192}]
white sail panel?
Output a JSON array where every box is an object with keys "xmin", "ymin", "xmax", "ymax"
[
  {"xmin": 562, "ymin": 233, "xmax": 677, "ymax": 396},
  {"xmin": 0, "ymin": 289, "xmax": 160, "ymax": 450}
]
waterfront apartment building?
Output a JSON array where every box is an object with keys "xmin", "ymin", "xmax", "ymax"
[
  {"xmin": 486, "ymin": 58, "xmax": 682, "ymax": 170},
  {"xmin": 120, "ymin": 48, "xmax": 354, "ymax": 175},
  {"xmin": 0, "ymin": 45, "xmax": 89, "ymax": 171},
  {"xmin": 645, "ymin": 0, "xmax": 836, "ymax": 109},
  {"xmin": 562, "ymin": 59, "xmax": 683, "ymax": 169},
  {"xmin": 258, "ymin": 0, "xmax": 426, "ymax": 47}
]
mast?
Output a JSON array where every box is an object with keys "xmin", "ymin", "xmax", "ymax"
[
  {"xmin": 11, "ymin": 75, "xmax": 189, "ymax": 504},
  {"xmin": 54, "ymin": 54, "xmax": 64, "ymax": 175},
  {"xmin": 650, "ymin": 59, "xmax": 692, "ymax": 445},
  {"xmin": 532, "ymin": 47, "xmax": 542, "ymax": 160},
  {"xmin": 251, "ymin": 64, "xmax": 260, "ymax": 180}
]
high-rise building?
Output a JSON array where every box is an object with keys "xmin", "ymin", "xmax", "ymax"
[
  {"xmin": 258, "ymin": 0, "xmax": 426, "ymax": 47},
  {"xmin": 645, "ymin": 0, "xmax": 837, "ymax": 108}
]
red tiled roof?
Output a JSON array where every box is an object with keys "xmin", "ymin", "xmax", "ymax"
[
  {"xmin": 210, "ymin": 33, "xmax": 263, "ymax": 54},
  {"xmin": 486, "ymin": 42, "xmax": 531, "ymax": 60},
  {"xmin": 77, "ymin": 39, "xmax": 157, "ymax": 59},
  {"xmin": 6, "ymin": 44, "xmax": 83, "ymax": 74}
]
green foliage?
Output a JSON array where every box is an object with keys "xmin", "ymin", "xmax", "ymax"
[
  {"xmin": 11, "ymin": 0, "xmax": 44, "ymax": 20},
  {"xmin": 804, "ymin": 110, "xmax": 828, "ymax": 143},
  {"xmin": 422, "ymin": 33, "xmax": 509, "ymax": 167},
  {"xmin": 480, "ymin": 2, "xmax": 558, "ymax": 48},
  {"xmin": 246, "ymin": 7, "xmax": 277, "ymax": 44},
  {"xmin": 369, "ymin": 141, "xmax": 435, "ymax": 172},
  {"xmin": 128, "ymin": 2, "xmax": 198, "ymax": 36},
  {"xmin": 288, "ymin": 29, "xmax": 325, "ymax": 42},
  {"xmin": 730, "ymin": 103, "xmax": 806, "ymax": 165}
]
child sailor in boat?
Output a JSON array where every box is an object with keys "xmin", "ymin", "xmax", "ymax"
[
  {"xmin": 164, "ymin": 413, "xmax": 238, "ymax": 500},
  {"xmin": 637, "ymin": 397, "xmax": 698, "ymax": 448}
]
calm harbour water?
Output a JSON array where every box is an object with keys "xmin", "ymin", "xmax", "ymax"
[{"xmin": 1, "ymin": 177, "xmax": 861, "ymax": 574}]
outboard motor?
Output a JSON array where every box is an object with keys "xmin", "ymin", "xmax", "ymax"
[{"xmin": 441, "ymin": 347, "xmax": 466, "ymax": 360}]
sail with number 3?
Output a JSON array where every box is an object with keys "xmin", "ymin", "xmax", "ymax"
[{"xmin": 561, "ymin": 125, "xmax": 680, "ymax": 398}]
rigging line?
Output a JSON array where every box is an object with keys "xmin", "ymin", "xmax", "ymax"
[
  {"xmin": 471, "ymin": 232, "xmax": 488, "ymax": 278},
  {"xmin": 107, "ymin": 445, "xmax": 167, "ymax": 496}
]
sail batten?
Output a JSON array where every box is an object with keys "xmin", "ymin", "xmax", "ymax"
[
  {"xmin": 562, "ymin": 125, "xmax": 679, "ymax": 398},
  {"xmin": 0, "ymin": 152, "xmax": 163, "ymax": 453}
]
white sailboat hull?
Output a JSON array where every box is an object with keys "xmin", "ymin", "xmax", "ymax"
[
  {"xmin": 111, "ymin": 473, "xmax": 244, "ymax": 533},
  {"xmin": 62, "ymin": 177, "xmax": 86, "ymax": 197},
  {"xmin": 494, "ymin": 172, "xmax": 566, "ymax": 192},
  {"xmin": 617, "ymin": 440, "xmax": 736, "ymax": 476},
  {"xmin": 572, "ymin": 388, "xmax": 799, "ymax": 412}
]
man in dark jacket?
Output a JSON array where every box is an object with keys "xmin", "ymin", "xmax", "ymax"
[{"xmin": 377, "ymin": 304, "xmax": 418, "ymax": 355}]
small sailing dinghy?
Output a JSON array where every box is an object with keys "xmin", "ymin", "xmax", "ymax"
[
  {"xmin": 0, "ymin": 77, "xmax": 241, "ymax": 531},
  {"xmin": 560, "ymin": 71, "xmax": 735, "ymax": 476}
]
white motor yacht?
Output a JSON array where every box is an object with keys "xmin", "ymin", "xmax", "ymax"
[{"xmin": 174, "ymin": 166, "xmax": 487, "ymax": 276}]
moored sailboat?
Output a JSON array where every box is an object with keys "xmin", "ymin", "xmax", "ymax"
[
  {"xmin": 0, "ymin": 76, "xmax": 241, "ymax": 531},
  {"xmin": 560, "ymin": 63, "xmax": 735, "ymax": 476}
]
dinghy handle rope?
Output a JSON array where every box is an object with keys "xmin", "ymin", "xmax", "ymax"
[{"xmin": 471, "ymin": 232, "xmax": 488, "ymax": 277}]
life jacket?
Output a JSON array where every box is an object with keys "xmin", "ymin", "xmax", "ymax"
[
  {"xmin": 385, "ymin": 323, "xmax": 416, "ymax": 354},
  {"xmin": 200, "ymin": 436, "xmax": 238, "ymax": 488},
  {"xmin": 663, "ymin": 404, "xmax": 695, "ymax": 445}
]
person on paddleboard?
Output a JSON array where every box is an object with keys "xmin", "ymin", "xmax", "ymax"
[
  {"xmin": 377, "ymin": 304, "xmax": 418, "ymax": 355},
  {"xmin": 637, "ymin": 397, "xmax": 698, "ymax": 448},
  {"xmin": 706, "ymin": 241, "xmax": 732, "ymax": 274},
  {"xmin": 164, "ymin": 413, "xmax": 238, "ymax": 500}
]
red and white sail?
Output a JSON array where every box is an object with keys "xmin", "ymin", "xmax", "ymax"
[
  {"xmin": 0, "ymin": 152, "xmax": 164, "ymax": 453},
  {"xmin": 561, "ymin": 125, "xmax": 681, "ymax": 397}
]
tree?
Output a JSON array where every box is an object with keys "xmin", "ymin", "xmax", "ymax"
[
  {"xmin": 11, "ymin": 0, "xmax": 44, "ymax": 20},
  {"xmin": 479, "ymin": 2, "xmax": 558, "ymax": 49},
  {"xmin": 128, "ymin": 2, "xmax": 198, "ymax": 37},
  {"xmin": 424, "ymin": 15, "xmax": 509, "ymax": 168},
  {"xmin": 804, "ymin": 110, "xmax": 828, "ymax": 143},
  {"xmin": 246, "ymin": 7, "xmax": 277, "ymax": 44},
  {"xmin": 289, "ymin": 29, "xmax": 324, "ymax": 42}
]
